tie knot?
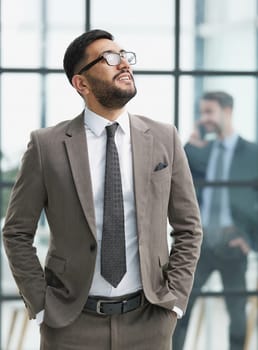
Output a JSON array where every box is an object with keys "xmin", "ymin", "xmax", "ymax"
[{"xmin": 106, "ymin": 123, "xmax": 118, "ymax": 138}]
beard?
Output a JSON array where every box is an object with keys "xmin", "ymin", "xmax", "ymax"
[
  {"xmin": 205, "ymin": 122, "xmax": 222, "ymax": 136},
  {"xmin": 86, "ymin": 72, "xmax": 137, "ymax": 109}
]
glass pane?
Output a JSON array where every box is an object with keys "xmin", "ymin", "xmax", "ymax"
[
  {"xmin": 1, "ymin": 0, "xmax": 41, "ymax": 67},
  {"xmin": 1, "ymin": 301, "xmax": 40, "ymax": 349},
  {"xmin": 46, "ymin": 0, "xmax": 85, "ymax": 68},
  {"xmin": 175, "ymin": 76, "xmax": 258, "ymax": 350},
  {"xmin": 180, "ymin": 0, "xmax": 257, "ymax": 70},
  {"xmin": 174, "ymin": 296, "xmax": 258, "ymax": 349},
  {"xmin": 179, "ymin": 76, "xmax": 257, "ymax": 143},
  {"xmin": 1, "ymin": 74, "xmax": 41, "ymax": 170},
  {"xmin": 46, "ymin": 74, "xmax": 84, "ymax": 126},
  {"xmin": 128, "ymin": 75, "xmax": 174, "ymax": 124},
  {"xmin": 92, "ymin": 0, "xmax": 174, "ymax": 70}
]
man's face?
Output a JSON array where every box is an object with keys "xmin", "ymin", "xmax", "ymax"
[
  {"xmin": 199, "ymin": 99, "xmax": 226, "ymax": 135},
  {"xmin": 80, "ymin": 38, "xmax": 137, "ymax": 109}
]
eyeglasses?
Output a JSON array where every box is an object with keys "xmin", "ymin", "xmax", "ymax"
[{"xmin": 77, "ymin": 51, "xmax": 136, "ymax": 75}]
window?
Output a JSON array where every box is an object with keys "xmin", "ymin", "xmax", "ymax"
[{"xmin": 0, "ymin": 1, "xmax": 257, "ymax": 348}]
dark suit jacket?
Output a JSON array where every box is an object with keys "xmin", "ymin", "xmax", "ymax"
[
  {"xmin": 185, "ymin": 137, "xmax": 258, "ymax": 249},
  {"xmin": 3, "ymin": 112, "xmax": 202, "ymax": 328}
]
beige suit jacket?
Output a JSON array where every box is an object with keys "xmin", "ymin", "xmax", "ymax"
[{"xmin": 3, "ymin": 112, "xmax": 202, "ymax": 328}]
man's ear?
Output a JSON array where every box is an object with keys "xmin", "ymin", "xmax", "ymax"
[{"xmin": 71, "ymin": 74, "xmax": 90, "ymax": 95}]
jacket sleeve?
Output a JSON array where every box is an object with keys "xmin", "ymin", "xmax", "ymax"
[
  {"xmin": 2, "ymin": 131, "xmax": 47, "ymax": 319},
  {"xmin": 167, "ymin": 128, "xmax": 203, "ymax": 313}
]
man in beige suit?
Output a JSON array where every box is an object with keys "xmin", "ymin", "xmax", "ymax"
[{"xmin": 3, "ymin": 29, "xmax": 202, "ymax": 350}]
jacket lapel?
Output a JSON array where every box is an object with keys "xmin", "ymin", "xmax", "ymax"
[
  {"xmin": 64, "ymin": 113, "xmax": 97, "ymax": 239},
  {"xmin": 63, "ymin": 112, "xmax": 153, "ymax": 241},
  {"xmin": 130, "ymin": 114, "xmax": 153, "ymax": 236},
  {"xmin": 229, "ymin": 137, "xmax": 245, "ymax": 179}
]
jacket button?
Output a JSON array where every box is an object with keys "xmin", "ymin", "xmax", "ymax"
[{"xmin": 90, "ymin": 244, "xmax": 96, "ymax": 252}]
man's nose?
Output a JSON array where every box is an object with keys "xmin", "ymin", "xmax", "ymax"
[
  {"xmin": 117, "ymin": 56, "xmax": 130, "ymax": 70},
  {"xmin": 200, "ymin": 114, "xmax": 208, "ymax": 121}
]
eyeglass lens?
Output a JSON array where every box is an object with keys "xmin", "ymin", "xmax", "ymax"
[{"xmin": 104, "ymin": 52, "xmax": 136, "ymax": 66}]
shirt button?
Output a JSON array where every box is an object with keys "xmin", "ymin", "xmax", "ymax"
[{"xmin": 90, "ymin": 244, "xmax": 96, "ymax": 252}]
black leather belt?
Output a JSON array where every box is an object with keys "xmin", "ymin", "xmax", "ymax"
[{"xmin": 84, "ymin": 291, "xmax": 146, "ymax": 315}]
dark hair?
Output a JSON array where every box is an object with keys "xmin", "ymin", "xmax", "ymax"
[
  {"xmin": 63, "ymin": 29, "xmax": 114, "ymax": 84},
  {"xmin": 202, "ymin": 91, "xmax": 234, "ymax": 109}
]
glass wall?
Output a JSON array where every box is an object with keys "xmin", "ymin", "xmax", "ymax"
[
  {"xmin": 0, "ymin": 0, "xmax": 257, "ymax": 349},
  {"xmin": 175, "ymin": 1, "xmax": 258, "ymax": 349}
]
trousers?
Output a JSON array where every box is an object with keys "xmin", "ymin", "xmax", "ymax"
[{"xmin": 40, "ymin": 300, "xmax": 177, "ymax": 350}]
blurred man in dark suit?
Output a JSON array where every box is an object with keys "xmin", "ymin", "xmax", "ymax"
[{"xmin": 173, "ymin": 91, "xmax": 258, "ymax": 350}]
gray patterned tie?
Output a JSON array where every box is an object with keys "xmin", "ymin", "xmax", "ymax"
[
  {"xmin": 208, "ymin": 142, "xmax": 225, "ymax": 245},
  {"xmin": 101, "ymin": 123, "xmax": 126, "ymax": 287}
]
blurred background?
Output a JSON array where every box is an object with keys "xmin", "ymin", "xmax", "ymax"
[{"xmin": 0, "ymin": 0, "xmax": 258, "ymax": 349}]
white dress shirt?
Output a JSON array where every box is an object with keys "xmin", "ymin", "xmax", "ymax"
[{"xmin": 84, "ymin": 107, "xmax": 142, "ymax": 296}]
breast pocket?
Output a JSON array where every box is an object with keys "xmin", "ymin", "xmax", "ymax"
[
  {"xmin": 151, "ymin": 166, "xmax": 171, "ymax": 194},
  {"xmin": 151, "ymin": 165, "xmax": 170, "ymax": 180}
]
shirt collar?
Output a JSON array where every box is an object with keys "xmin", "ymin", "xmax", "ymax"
[
  {"xmin": 215, "ymin": 132, "xmax": 239, "ymax": 151},
  {"xmin": 84, "ymin": 107, "xmax": 130, "ymax": 136}
]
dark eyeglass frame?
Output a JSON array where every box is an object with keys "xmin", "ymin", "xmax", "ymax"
[{"xmin": 77, "ymin": 51, "xmax": 136, "ymax": 75}]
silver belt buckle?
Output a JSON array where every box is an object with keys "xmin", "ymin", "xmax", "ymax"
[{"xmin": 96, "ymin": 299, "xmax": 109, "ymax": 315}]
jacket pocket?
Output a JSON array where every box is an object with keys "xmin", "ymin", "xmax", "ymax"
[{"xmin": 159, "ymin": 255, "xmax": 169, "ymax": 279}]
